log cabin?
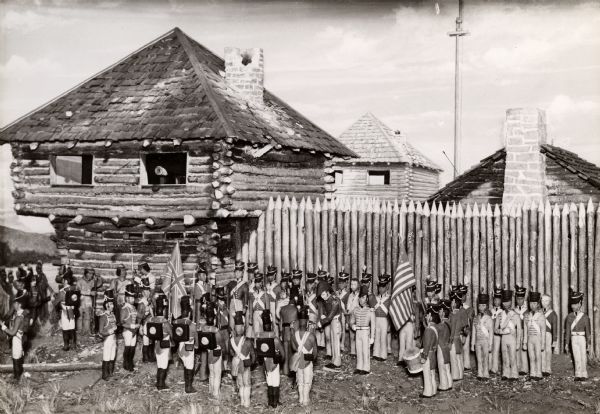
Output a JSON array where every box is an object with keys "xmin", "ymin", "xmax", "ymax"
[
  {"xmin": 429, "ymin": 108, "xmax": 600, "ymax": 206},
  {"xmin": 331, "ymin": 112, "xmax": 441, "ymax": 201},
  {"xmin": 0, "ymin": 27, "xmax": 355, "ymax": 285}
]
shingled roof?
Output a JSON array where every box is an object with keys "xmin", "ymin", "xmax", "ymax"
[
  {"xmin": 0, "ymin": 27, "xmax": 355, "ymax": 157},
  {"xmin": 429, "ymin": 143, "xmax": 600, "ymax": 202},
  {"xmin": 333, "ymin": 112, "xmax": 440, "ymax": 170}
]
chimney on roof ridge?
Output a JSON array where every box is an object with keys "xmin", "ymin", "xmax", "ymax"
[
  {"xmin": 224, "ymin": 47, "xmax": 264, "ymax": 105},
  {"xmin": 502, "ymin": 107, "xmax": 547, "ymax": 206}
]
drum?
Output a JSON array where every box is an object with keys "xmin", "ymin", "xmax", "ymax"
[{"xmin": 404, "ymin": 347, "xmax": 423, "ymax": 374}]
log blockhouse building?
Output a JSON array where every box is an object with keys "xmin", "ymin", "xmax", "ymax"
[{"xmin": 0, "ymin": 28, "xmax": 356, "ymax": 284}]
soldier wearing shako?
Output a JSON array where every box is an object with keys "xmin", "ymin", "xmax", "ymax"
[
  {"xmin": 227, "ymin": 261, "xmax": 249, "ymax": 317},
  {"xmin": 98, "ymin": 289, "xmax": 118, "ymax": 381},
  {"xmin": 373, "ymin": 274, "xmax": 391, "ymax": 361},
  {"xmin": 495, "ymin": 289, "xmax": 521, "ymax": 380},
  {"xmin": 350, "ymin": 285, "xmax": 375, "ymax": 375},
  {"xmin": 345, "ymin": 276, "xmax": 360, "ymax": 356},
  {"xmin": 565, "ymin": 290, "xmax": 591, "ymax": 381},
  {"xmin": 215, "ymin": 286, "xmax": 230, "ymax": 374},
  {"xmin": 420, "ymin": 304, "xmax": 440, "ymax": 398},
  {"xmin": 305, "ymin": 273, "xmax": 319, "ymax": 334},
  {"xmin": 290, "ymin": 268, "xmax": 303, "ymax": 294},
  {"xmin": 1, "ymin": 289, "xmax": 29, "ymax": 382},
  {"xmin": 471, "ymin": 291, "xmax": 493, "ymax": 381},
  {"xmin": 53, "ymin": 271, "xmax": 79, "ymax": 351},
  {"xmin": 360, "ymin": 272, "xmax": 377, "ymax": 308},
  {"xmin": 256, "ymin": 310, "xmax": 285, "ymax": 408},
  {"xmin": 201, "ymin": 301, "xmax": 224, "ymax": 398},
  {"xmin": 336, "ymin": 271, "xmax": 350, "ymax": 353},
  {"xmin": 457, "ymin": 285, "xmax": 473, "ymax": 371},
  {"xmin": 291, "ymin": 306, "xmax": 317, "ymax": 406},
  {"xmin": 424, "ymin": 277, "xmax": 441, "ymax": 306},
  {"xmin": 317, "ymin": 269, "xmax": 333, "ymax": 358},
  {"xmin": 514, "ymin": 285, "xmax": 528, "ymax": 375},
  {"xmin": 448, "ymin": 290, "xmax": 469, "ymax": 381},
  {"xmin": 265, "ymin": 265, "xmax": 281, "ymax": 337},
  {"xmin": 436, "ymin": 300, "xmax": 453, "ymax": 391},
  {"xmin": 489, "ymin": 285, "xmax": 503, "ymax": 375},
  {"xmin": 275, "ymin": 273, "xmax": 291, "ymax": 339},
  {"xmin": 247, "ymin": 271, "xmax": 270, "ymax": 339},
  {"xmin": 137, "ymin": 278, "xmax": 155, "ymax": 363},
  {"xmin": 317, "ymin": 280, "xmax": 342, "ymax": 371},
  {"xmin": 120, "ymin": 284, "xmax": 139, "ymax": 372},
  {"xmin": 523, "ymin": 291, "xmax": 546, "ymax": 380},
  {"xmin": 279, "ymin": 286, "xmax": 301, "ymax": 380},
  {"xmin": 148, "ymin": 294, "xmax": 172, "ymax": 390},
  {"xmin": 280, "ymin": 271, "xmax": 290, "ymax": 297},
  {"xmin": 173, "ymin": 296, "xmax": 198, "ymax": 393},
  {"xmin": 229, "ymin": 311, "xmax": 256, "ymax": 408},
  {"xmin": 541, "ymin": 294, "xmax": 558, "ymax": 376},
  {"xmin": 193, "ymin": 262, "xmax": 210, "ymax": 322}
]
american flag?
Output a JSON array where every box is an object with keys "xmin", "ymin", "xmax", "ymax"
[
  {"xmin": 389, "ymin": 248, "xmax": 416, "ymax": 330},
  {"xmin": 162, "ymin": 241, "xmax": 186, "ymax": 319}
]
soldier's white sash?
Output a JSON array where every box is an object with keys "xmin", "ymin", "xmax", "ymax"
[{"xmin": 571, "ymin": 312, "xmax": 583, "ymax": 333}]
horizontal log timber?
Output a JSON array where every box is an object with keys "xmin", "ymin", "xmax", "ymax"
[
  {"xmin": 94, "ymin": 175, "xmax": 138, "ymax": 184},
  {"xmin": 231, "ymin": 164, "xmax": 324, "ymax": 177},
  {"xmin": 232, "ymin": 183, "xmax": 324, "ymax": 192},
  {"xmin": 231, "ymin": 191, "xmax": 324, "ymax": 202},
  {"xmin": 11, "ymin": 185, "xmax": 213, "ymax": 195},
  {"xmin": 0, "ymin": 362, "xmax": 101, "ymax": 373},
  {"xmin": 17, "ymin": 140, "xmax": 215, "ymax": 155},
  {"xmin": 94, "ymin": 166, "xmax": 140, "ymax": 175},
  {"xmin": 94, "ymin": 158, "xmax": 140, "ymax": 167},
  {"xmin": 231, "ymin": 174, "xmax": 325, "ymax": 186},
  {"xmin": 12, "ymin": 159, "xmax": 50, "ymax": 167},
  {"xmin": 67, "ymin": 249, "xmax": 202, "ymax": 262},
  {"xmin": 188, "ymin": 156, "xmax": 212, "ymax": 166},
  {"xmin": 16, "ymin": 206, "xmax": 215, "ymax": 219},
  {"xmin": 15, "ymin": 194, "xmax": 214, "ymax": 207},
  {"xmin": 17, "ymin": 166, "xmax": 50, "ymax": 176},
  {"xmin": 188, "ymin": 165, "xmax": 212, "ymax": 174}
]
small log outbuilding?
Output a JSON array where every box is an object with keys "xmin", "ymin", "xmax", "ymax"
[
  {"xmin": 331, "ymin": 113, "xmax": 441, "ymax": 201},
  {"xmin": 0, "ymin": 28, "xmax": 355, "ymax": 283}
]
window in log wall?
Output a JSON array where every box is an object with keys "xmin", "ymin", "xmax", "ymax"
[
  {"xmin": 51, "ymin": 155, "xmax": 93, "ymax": 186},
  {"xmin": 367, "ymin": 170, "xmax": 390, "ymax": 186},
  {"xmin": 141, "ymin": 152, "xmax": 188, "ymax": 185},
  {"xmin": 334, "ymin": 170, "xmax": 343, "ymax": 185}
]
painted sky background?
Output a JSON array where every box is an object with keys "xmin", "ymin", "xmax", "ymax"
[{"xmin": 1, "ymin": 0, "xmax": 599, "ymax": 233}]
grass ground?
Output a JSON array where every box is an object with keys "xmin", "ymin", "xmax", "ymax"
[{"xmin": 1, "ymin": 333, "xmax": 599, "ymax": 414}]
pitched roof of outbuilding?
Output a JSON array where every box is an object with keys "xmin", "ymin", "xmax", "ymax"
[
  {"xmin": 333, "ymin": 112, "xmax": 441, "ymax": 170},
  {"xmin": 0, "ymin": 27, "xmax": 356, "ymax": 157},
  {"xmin": 429, "ymin": 143, "xmax": 600, "ymax": 202}
]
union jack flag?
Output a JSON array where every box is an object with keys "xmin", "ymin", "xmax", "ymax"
[
  {"xmin": 389, "ymin": 248, "xmax": 416, "ymax": 330},
  {"xmin": 162, "ymin": 241, "xmax": 186, "ymax": 319}
]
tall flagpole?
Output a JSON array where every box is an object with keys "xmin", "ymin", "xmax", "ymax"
[{"xmin": 448, "ymin": 0, "xmax": 468, "ymax": 178}]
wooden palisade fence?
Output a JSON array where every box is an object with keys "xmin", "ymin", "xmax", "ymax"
[{"xmin": 234, "ymin": 196, "xmax": 600, "ymax": 356}]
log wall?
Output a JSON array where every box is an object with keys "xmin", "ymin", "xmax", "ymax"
[{"xmin": 239, "ymin": 196, "xmax": 600, "ymax": 356}]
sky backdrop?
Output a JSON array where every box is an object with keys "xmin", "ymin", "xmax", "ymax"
[{"xmin": 1, "ymin": 0, "xmax": 599, "ymax": 233}]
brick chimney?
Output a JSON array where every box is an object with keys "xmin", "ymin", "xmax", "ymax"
[
  {"xmin": 224, "ymin": 47, "xmax": 264, "ymax": 105},
  {"xmin": 502, "ymin": 108, "xmax": 547, "ymax": 206}
]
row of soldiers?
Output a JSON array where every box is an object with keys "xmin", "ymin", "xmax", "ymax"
[{"xmin": 418, "ymin": 282, "xmax": 592, "ymax": 398}]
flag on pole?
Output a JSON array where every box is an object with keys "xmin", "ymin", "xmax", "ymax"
[
  {"xmin": 162, "ymin": 241, "xmax": 186, "ymax": 319},
  {"xmin": 389, "ymin": 248, "xmax": 417, "ymax": 330}
]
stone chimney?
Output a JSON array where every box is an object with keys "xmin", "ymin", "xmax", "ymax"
[
  {"xmin": 502, "ymin": 108, "xmax": 547, "ymax": 206},
  {"xmin": 224, "ymin": 47, "xmax": 264, "ymax": 105}
]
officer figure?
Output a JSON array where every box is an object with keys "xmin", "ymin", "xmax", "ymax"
[
  {"xmin": 448, "ymin": 290, "xmax": 468, "ymax": 381},
  {"xmin": 120, "ymin": 284, "xmax": 139, "ymax": 371},
  {"xmin": 490, "ymin": 285, "xmax": 503, "ymax": 375},
  {"xmin": 215, "ymin": 286, "xmax": 230, "ymax": 374},
  {"xmin": 54, "ymin": 273, "xmax": 79, "ymax": 351},
  {"xmin": 265, "ymin": 265, "xmax": 281, "ymax": 337},
  {"xmin": 458, "ymin": 285, "xmax": 473, "ymax": 371},
  {"xmin": 495, "ymin": 289, "xmax": 520, "ymax": 381},
  {"xmin": 228, "ymin": 261, "xmax": 249, "ymax": 318},
  {"xmin": 1, "ymin": 289, "xmax": 29, "ymax": 382},
  {"xmin": 523, "ymin": 291, "xmax": 546, "ymax": 380},
  {"xmin": 317, "ymin": 280, "xmax": 342, "ymax": 371},
  {"xmin": 98, "ymin": 289, "xmax": 117, "ymax": 380},
  {"xmin": 350, "ymin": 285, "xmax": 375, "ymax": 375},
  {"xmin": 514, "ymin": 285, "xmax": 528, "ymax": 375},
  {"xmin": 421, "ymin": 304, "xmax": 440, "ymax": 398},
  {"xmin": 373, "ymin": 275, "xmax": 391, "ymax": 361},
  {"xmin": 424, "ymin": 277, "xmax": 441, "ymax": 306},
  {"xmin": 471, "ymin": 291, "xmax": 493, "ymax": 381},
  {"xmin": 291, "ymin": 306, "xmax": 317, "ymax": 406},
  {"xmin": 305, "ymin": 273, "xmax": 319, "ymax": 335},
  {"xmin": 194, "ymin": 262, "xmax": 210, "ymax": 322},
  {"xmin": 565, "ymin": 290, "xmax": 591, "ymax": 381},
  {"xmin": 247, "ymin": 272, "xmax": 269, "ymax": 339},
  {"xmin": 541, "ymin": 294, "xmax": 558, "ymax": 376}
]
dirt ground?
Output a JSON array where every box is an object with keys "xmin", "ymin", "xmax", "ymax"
[{"xmin": 1, "ymin": 333, "xmax": 599, "ymax": 414}]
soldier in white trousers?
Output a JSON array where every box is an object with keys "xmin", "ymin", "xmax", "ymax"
[{"xmin": 564, "ymin": 290, "xmax": 591, "ymax": 381}]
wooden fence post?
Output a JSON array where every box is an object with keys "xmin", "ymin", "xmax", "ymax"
[
  {"xmin": 430, "ymin": 202, "xmax": 438, "ymax": 279},
  {"xmin": 522, "ymin": 202, "xmax": 530, "ymax": 290},
  {"xmin": 486, "ymin": 204, "xmax": 494, "ymax": 298},
  {"xmin": 560, "ymin": 203, "xmax": 569, "ymax": 352},
  {"xmin": 529, "ymin": 201, "xmax": 538, "ymax": 292},
  {"xmin": 569, "ymin": 203, "xmax": 578, "ymax": 289},
  {"xmin": 472, "ymin": 203, "xmax": 480, "ymax": 297},
  {"xmin": 415, "ymin": 202, "xmax": 423, "ymax": 292},
  {"xmin": 578, "ymin": 203, "xmax": 586, "ymax": 310},
  {"xmin": 537, "ymin": 202, "xmax": 545, "ymax": 293},
  {"xmin": 321, "ymin": 198, "xmax": 329, "ymax": 275},
  {"xmin": 501, "ymin": 204, "xmax": 509, "ymax": 288},
  {"xmin": 373, "ymin": 200, "xmax": 382, "ymax": 284},
  {"xmin": 298, "ymin": 198, "xmax": 306, "ymax": 277},
  {"xmin": 479, "ymin": 204, "xmax": 488, "ymax": 295},
  {"xmin": 257, "ymin": 208, "xmax": 265, "ymax": 274},
  {"xmin": 585, "ymin": 200, "xmax": 595, "ymax": 352},
  {"xmin": 443, "ymin": 203, "xmax": 451, "ymax": 295},
  {"xmin": 450, "ymin": 203, "xmax": 458, "ymax": 288},
  {"xmin": 305, "ymin": 198, "xmax": 314, "ymax": 274},
  {"xmin": 366, "ymin": 199, "xmax": 374, "ymax": 274},
  {"xmin": 336, "ymin": 198, "xmax": 344, "ymax": 279},
  {"xmin": 343, "ymin": 198, "xmax": 351, "ymax": 279},
  {"xmin": 290, "ymin": 197, "xmax": 298, "ymax": 272},
  {"xmin": 392, "ymin": 200, "xmax": 400, "ymax": 274},
  {"xmin": 493, "ymin": 204, "xmax": 501, "ymax": 292},
  {"xmin": 457, "ymin": 203, "xmax": 464, "ymax": 289},
  {"xmin": 515, "ymin": 205, "xmax": 522, "ymax": 288},
  {"xmin": 594, "ymin": 203, "xmax": 600, "ymax": 356},
  {"xmin": 386, "ymin": 201, "xmax": 393, "ymax": 275},
  {"xmin": 422, "ymin": 202, "xmax": 431, "ymax": 291},
  {"xmin": 265, "ymin": 197, "xmax": 274, "ymax": 272},
  {"xmin": 552, "ymin": 204, "xmax": 560, "ymax": 353},
  {"xmin": 464, "ymin": 204, "xmax": 473, "ymax": 304},
  {"xmin": 509, "ymin": 204, "xmax": 516, "ymax": 290},
  {"xmin": 328, "ymin": 198, "xmax": 337, "ymax": 280},
  {"xmin": 281, "ymin": 196, "xmax": 290, "ymax": 274},
  {"xmin": 314, "ymin": 198, "xmax": 322, "ymax": 273},
  {"xmin": 351, "ymin": 198, "xmax": 359, "ymax": 280},
  {"xmin": 274, "ymin": 196, "xmax": 282, "ymax": 280}
]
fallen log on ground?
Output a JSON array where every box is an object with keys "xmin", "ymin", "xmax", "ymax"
[{"xmin": 0, "ymin": 361, "xmax": 101, "ymax": 373}]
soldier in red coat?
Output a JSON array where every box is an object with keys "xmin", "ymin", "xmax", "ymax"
[
  {"xmin": 256, "ymin": 310, "xmax": 285, "ymax": 407},
  {"xmin": 291, "ymin": 306, "xmax": 318, "ymax": 406},
  {"xmin": 420, "ymin": 304, "xmax": 440, "ymax": 398},
  {"xmin": 230, "ymin": 311, "xmax": 256, "ymax": 408},
  {"xmin": 98, "ymin": 289, "xmax": 117, "ymax": 380},
  {"xmin": 1, "ymin": 289, "xmax": 29, "ymax": 382},
  {"xmin": 541, "ymin": 294, "xmax": 558, "ymax": 376},
  {"xmin": 565, "ymin": 290, "xmax": 591, "ymax": 381}
]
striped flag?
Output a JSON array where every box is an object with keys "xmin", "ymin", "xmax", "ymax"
[
  {"xmin": 162, "ymin": 241, "xmax": 186, "ymax": 319},
  {"xmin": 389, "ymin": 248, "xmax": 416, "ymax": 330}
]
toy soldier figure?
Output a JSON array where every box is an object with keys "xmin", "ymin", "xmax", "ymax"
[
  {"xmin": 202, "ymin": 301, "xmax": 224, "ymax": 398},
  {"xmin": 490, "ymin": 286, "xmax": 503, "ymax": 375},
  {"xmin": 98, "ymin": 289, "xmax": 117, "ymax": 380},
  {"xmin": 360, "ymin": 272, "xmax": 377, "ymax": 307},
  {"xmin": 279, "ymin": 271, "xmax": 290, "ymax": 297},
  {"xmin": 495, "ymin": 289, "xmax": 520, "ymax": 381},
  {"xmin": 137, "ymin": 262, "xmax": 156, "ymax": 295},
  {"xmin": 336, "ymin": 271, "xmax": 350, "ymax": 353},
  {"xmin": 317, "ymin": 280, "xmax": 342, "ymax": 371},
  {"xmin": 424, "ymin": 277, "xmax": 441, "ymax": 306},
  {"xmin": 471, "ymin": 291, "xmax": 493, "ymax": 381},
  {"xmin": 421, "ymin": 304, "xmax": 439, "ymax": 398},
  {"xmin": 523, "ymin": 291, "xmax": 545, "ymax": 380},
  {"xmin": 175, "ymin": 296, "xmax": 198, "ymax": 393},
  {"xmin": 565, "ymin": 290, "xmax": 591, "ymax": 381},
  {"xmin": 215, "ymin": 286, "xmax": 230, "ymax": 374},
  {"xmin": 457, "ymin": 285, "xmax": 473, "ymax": 371},
  {"xmin": 28, "ymin": 261, "xmax": 50, "ymax": 336},
  {"xmin": 247, "ymin": 272, "xmax": 269, "ymax": 338},
  {"xmin": 448, "ymin": 290, "xmax": 468, "ymax": 381},
  {"xmin": 138, "ymin": 279, "xmax": 155, "ymax": 363},
  {"xmin": 230, "ymin": 311, "xmax": 255, "ymax": 408},
  {"xmin": 76, "ymin": 267, "xmax": 101, "ymax": 336},
  {"xmin": 291, "ymin": 306, "xmax": 317, "ymax": 406},
  {"xmin": 1, "ymin": 289, "xmax": 29, "ymax": 382},
  {"xmin": 350, "ymin": 285, "xmax": 375, "ymax": 375},
  {"xmin": 228, "ymin": 261, "xmax": 249, "ymax": 317},
  {"xmin": 54, "ymin": 273, "xmax": 79, "ymax": 351},
  {"xmin": 436, "ymin": 300, "xmax": 453, "ymax": 391},
  {"xmin": 305, "ymin": 273, "xmax": 319, "ymax": 334},
  {"xmin": 373, "ymin": 274, "xmax": 391, "ymax": 361},
  {"xmin": 110, "ymin": 265, "xmax": 129, "ymax": 323},
  {"xmin": 279, "ymin": 286, "xmax": 301, "ymax": 380},
  {"xmin": 317, "ymin": 269, "xmax": 332, "ymax": 357},
  {"xmin": 120, "ymin": 284, "xmax": 139, "ymax": 371},
  {"xmin": 265, "ymin": 265, "xmax": 280, "ymax": 337},
  {"xmin": 256, "ymin": 310, "xmax": 285, "ymax": 408},
  {"xmin": 541, "ymin": 294, "xmax": 558, "ymax": 376},
  {"xmin": 398, "ymin": 286, "xmax": 418, "ymax": 366},
  {"xmin": 193, "ymin": 262, "xmax": 210, "ymax": 322},
  {"xmin": 345, "ymin": 276, "xmax": 360, "ymax": 356},
  {"xmin": 291, "ymin": 268, "xmax": 303, "ymax": 293},
  {"xmin": 148, "ymin": 294, "xmax": 171, "ymax": 390},
  {"xmin": 514, "ymin": 285, "xmax": 528, "ymax": 375}
]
